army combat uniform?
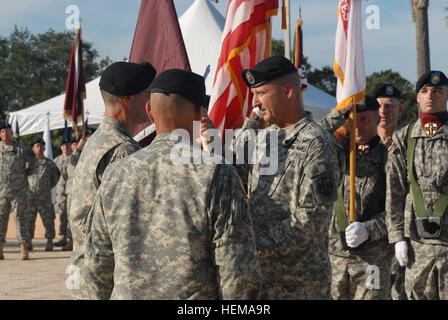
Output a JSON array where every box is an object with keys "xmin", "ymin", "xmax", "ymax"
[
  {"xmin": 68, "ymin": 116, "xmax": 141, "ymax": 299},
  {"xmin": 234, "ymin": 112, "xmax": 344, "ymax": 299},
  {"xmin": 318, "ymin": 108, "xmax": 393, "ymax": 300},
  {"xmin": 386, "ymin": 119, "xmax": 448, "ymax": 300},
  {"xmin": 0, "ymin": 140, "xmax": 38, "ymax": 244},
  {"xmin": 54, "ymin": 154, "xmax": 70, "ymax": 239},
  {"xmin": 28, "ymin": 157, "xmax": 60, "ymax": 240},
  {"xmin": 83, "ymin": 133, "xmax": 262, "ymax": 299},
  {"xmin": 55, "ymin": 152, "xmax": 78, "ymax": 241}
]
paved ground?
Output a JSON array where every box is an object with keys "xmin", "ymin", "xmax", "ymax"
[{"xmin": 0, "ymin": 239, "xmax": 72, "ymax": 300}]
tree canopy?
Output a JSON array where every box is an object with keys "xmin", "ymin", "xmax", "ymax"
[
  {"xmin": 0, "ymin": 26, "xmax": 112, "ymax": 152},
  {"xmin": 0, "ymin": 26, "xmax": 112, "ymax": 119}
]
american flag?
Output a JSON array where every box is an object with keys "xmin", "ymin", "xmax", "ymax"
[{"xmin": 208, "ymin": 0, "xmax": 278, "ymax": 135}]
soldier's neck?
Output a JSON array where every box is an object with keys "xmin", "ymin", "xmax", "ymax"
[
  {"xmin": 1, "ymin": 139, "xmax": 12, "ymax": 146},
  {"xmin": 36, "ymin": 154, "xmax": 44, "ymax": 160},
  {"xmin": 377, "ymin": 125, "xmax": 396, "ymax": 144}
]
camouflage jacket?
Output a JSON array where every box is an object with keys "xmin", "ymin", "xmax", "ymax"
[
  {"xmin": 317, "ymin": 110, "xmax": 390, "ymax": 258},
  {"xmin": 54, "ymin": 154, "xmax": 71, "ymax": 196},
  {"xmin": 68, "ymin": 116, "xmax": 141, "ymax": 298},
  {"xmin": 233, "ymin": 112, "xmax": 345, "ymax": 299},
  {"xmin": 0, "ymin": 140, "xmax": 38, "ymax": 197},
  {"xmin": 386, "ymin": 119, "xmax": 448, "ymax": 247},
  {"xmin": 83, "ymin": 133, "xmax": 262, "ymax": 300},
  {"xmin": 28, "ymin": 157, "xmax": 60, "ymax": 200}
]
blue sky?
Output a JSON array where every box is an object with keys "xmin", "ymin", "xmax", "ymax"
[{"xmin": 0, "ymin": 0, "xmax": 446, "ymax": 85}]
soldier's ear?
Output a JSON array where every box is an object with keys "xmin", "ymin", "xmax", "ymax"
[{"xmin": 146, "ymin": 101, "xmax": 152, "ymax": 120}]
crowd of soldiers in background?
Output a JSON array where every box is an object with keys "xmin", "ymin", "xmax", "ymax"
[
  {"xmin": 1, "ymin": 56, "xmax": 448, "ymax": 301},
  {"xmin": 0, "ymin": 129, "xmax": 92, "ymax": 258}
]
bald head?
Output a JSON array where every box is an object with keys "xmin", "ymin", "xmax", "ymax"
[{"xmin": 149, "ymin": 93, "xmax": 202, "ymax": 136}]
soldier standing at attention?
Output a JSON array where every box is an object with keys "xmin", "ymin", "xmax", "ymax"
[
  {"xmin": 386, "ymin": 70, "xmax": 448, "ymax": 299},
  {"xmin": 83, "ymin": 69, "xmax": 261, "ymax": 300},
  {"xmin": 27, "ymin": 139, "xmax": 60, "ymax": 251},
  {"xmin": 0, "ymin": 121, "xmax": 38, "ymax": 260},
  {"xmin": 372, "ymin": 84, "xmax": 407, "ymax": 300},
  {"xmin": 319, "ymin": 97, "xmax": 393, "ymax": 299},
  {"xmin": 68, "ymin": 61, "xmax": 156, "ymax": 299},
  {"xmin": 235, "ymin": 56, "xmax": 344, "ymax": 299},
  {"xmin": 53, "ymin": 139, "xmax": 72, "ymax": 249}
]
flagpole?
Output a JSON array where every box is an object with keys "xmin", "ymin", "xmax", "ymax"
[
  {"xmin": 349, "ymin": 105, "xmax": 356, "ymax": 223},
  {"xmin": 284, "ymin": 0, "xmax": 291, "ymax": 59}
]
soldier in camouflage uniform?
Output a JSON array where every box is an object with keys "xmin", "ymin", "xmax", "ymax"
[
  {"xmin": 83, "ymin": 69, "xmax": 261, "ymax": 299},
  {"xmin": 233, "ymin": 56, "xmax": 344, "ymax": 299},
  {"xmin": 28, "ymin": 139, "xmax": 61, "ymax": 251},
  {"xmin": 372, "ymin": 84, "xmax": 407, "ymax": 300},
  {"xmin": 386, "ymin": 70, "xmax": 448, "ymax": 300},
  {"xmin": 318, "ymin": 97, "xmax": 393, "ymax": 300},
  {"xmin": 68, "ymin": 61, "xmax": 156, "ymax": 299},
  {"xmin": 53, "ymin": 139, "xmax": 72, "ymax": 249},
  {"xmin": 0, "ymin": 121, "xmax": 38, "ymax": 260}
]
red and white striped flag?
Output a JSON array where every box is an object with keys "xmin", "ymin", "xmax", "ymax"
[
  {"xmin": 333, "ymin": 0, "xmax": 365, "ymax": 110},
  {"xmin": 208, "ymin": 0, "xmax": 278, "ymax": 135}
]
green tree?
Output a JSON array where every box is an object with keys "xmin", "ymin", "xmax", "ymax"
[
  {"xmin": 366, "ymin": 69, "xmax": 418, "ymax": 126},
  {"xmin": 0, "ymin": 26, "xmax": 112, "ymax": 149},
  {"xmin": 307, "ymin": 66, "xmax": 337, "ymax": 96},
  {"xmin": 0, "ymin": 26, "xmax": 112, "ymax": 119}
]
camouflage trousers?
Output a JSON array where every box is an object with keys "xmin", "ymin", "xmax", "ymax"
[
  {"xmin": 329, "ymin": 251, "xmax": 393, "ymax": 300},
  {"xmin": 405, "ymin": 240, "xmax": 448, "ymax": 300},
  {"xmin": 28, "ymin": 195, "xmax": 55, "ymax": 239},
  {"xmin": 69, "ymin": 216, "xmax": 89, "ymax": 300},
  {"xmin": 0, "ymin": 195, "xmax": 30, "ymax": 243},
  {"xmin": 259, "ymin": 250, "xmax": 332, "ymax": 300},
  {"xmin": 390, "ymin": 257, "xmax": 407, "ymax": 300},
  {"xmin": 55, "ymin": 193, "xmax": 72, "ymax": 238}
]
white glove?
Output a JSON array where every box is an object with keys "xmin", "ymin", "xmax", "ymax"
[
  {"xmin": 251, "ymin": 107, "xmax": 263, "ymax": 119},
  {"xmin": 345, "ymin": 222, "xmax": 369, "ymax": 248},
  {"xmin": 395, "ymin": 241, "xmax": 408, "ymax": 267}
]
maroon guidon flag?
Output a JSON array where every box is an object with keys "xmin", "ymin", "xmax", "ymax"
[
  {"xmin": 129, "ymin": 0, "xmax": 191, "ymax": 146},
  {"xmin": 63, "ymin": 27, "xmax": 86, "ymax": 139}
]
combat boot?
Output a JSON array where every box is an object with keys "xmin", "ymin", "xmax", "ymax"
[
  {"xmin": 20, "ymin": 242, "xmax": 29, "ymax": 260},
  {"xmin": 62, "ymin": 238, "xmax": 73, "ymax": 251},
  {"xmin": 0, "ymin": 242, "xmax": 4, "ymax": 260},
  {"xmin": 28, "ymin": 239, "xmax": 33, "ymax": 251},
  {"xmin": 45, "ymin": 239, "xmax": 54, "ymax": 251},
  {"xmin": 54, "ymin": 236, "xmax": 67, "ymax": 247}
]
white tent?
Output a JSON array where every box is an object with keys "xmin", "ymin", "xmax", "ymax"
[
  {"xmin": 8, "ymin": 77, "xmax": 104, "ymax": 136},
  {"xmin": 8, "ymin": 0, "xmax": 336, "ymax": 136},
  {"xmin": 179, "ymin": 0, "xmax": 225, "ymax": 94}
]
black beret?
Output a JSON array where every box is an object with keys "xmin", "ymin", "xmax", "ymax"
[
  {"xmin": 373, "ymin": 84, "xmax": 401, "ymax": 99},
  {"xmin": 0, "ymin": 121, "xmax": 11, "ymax": 130},
  {"xmin": 356, "ymin": 96, "xmax": 380, "ymax": 113},
  {"xmin": 60, "ymin": 138, "xmax": 71, "ymax": 146},
  {"xmin": 32, "ymin": 138, "xmax": 45, "ymax": 147},
  {"xmin": 416, "ymin": 70, "xmax": 448, "ymax": 92},
  {"xmin": 242, "ymin": 56, "xmax": 297, "ymax": 88},
  {"xmin": 99, "ymin": 61, "xmax": 156, "ymax": 96},
  {"xmin": 150, "ymin": 69, "xmax": 206, "ymax": 106}
]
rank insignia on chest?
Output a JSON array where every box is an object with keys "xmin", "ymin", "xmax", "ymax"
[
  {"xmin": 357, "ymin": 144, "xmax": 370, "ymax": 157},
  {"xmin": 423, "ymin": 122, "xmax": 438, "ymax": 137},
  {"xmin": 385, "ymin": 138, "xmax": 394, "ymax": 151}
]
